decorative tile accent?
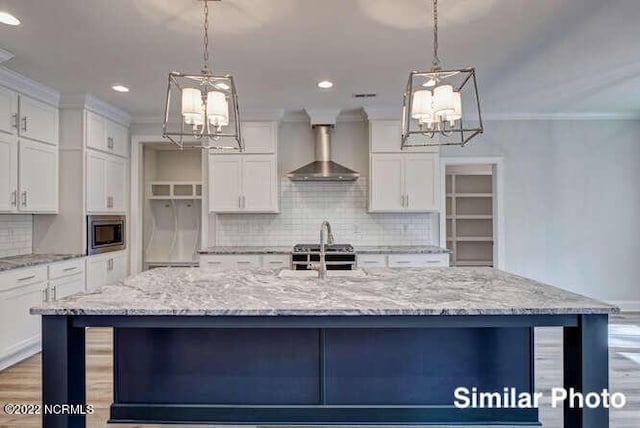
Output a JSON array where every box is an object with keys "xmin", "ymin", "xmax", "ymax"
[
  {"xmin": 214, "ymin": 179, "xmax": 433, "ymax": 246},
  {"xmin": 0, "ymin": 215, "xmax": 33, "ymax": 258}
]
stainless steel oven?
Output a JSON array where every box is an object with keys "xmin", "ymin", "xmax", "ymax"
[{"xmin": 87, "ymin": 215, "xmax": 126, "ymax": 255}]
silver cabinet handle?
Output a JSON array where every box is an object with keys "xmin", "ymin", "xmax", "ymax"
[
  {"xmin": 21, "ymin": 116, "xmax": 27, "ymax": 132},
  {"xmin": 400, "ymin": 195, "xmax": 405, "ymax": 207},
  {"xmin": 42, "ymin": 287, "xmax": 49, "ymax": 302},
  {"xmin": 21, "ymin": 191, "xmax": 27, "ymax": 207},
  {"xmin": 18, "ymin": 274, "xmax": 36, "ymax": 281},
  {"xmin": 12, "ymin": 113, "xmax": 19, "ymax": 130},
  {"xmin": 108, "ymin": 258, "xmax": 114, "ymax": 271},
  {"xmin": 63, "ymin": 266, "xmax": 77, "ymax": 272},
  {"xmin": 268, "ymin": 261, "xmax": 284, "ymax": 264},
  {"xmin": 52, "ymin": 286, "xmax": 57, "ymax": 301},
  {"xmin": 10, "ymin": 190, "xmax": 17, "ymax": 207},
  {"xmin": 107, "ymin": 136, "xmax": 114, "ymax": 150},
  {"xmin": 425, "ymin": 260, "xmax": 440, "ymax": 264},
  {"xmin": 238, "ymin": 196, "xmax": 242, "ymax": 209},
  {"xmin": 396, "ymin": 260, "xmax": 412, "ymax": 264},
  {"xmin": 236, "ymin": 261, "xmax": 252, "ymax": 265},
  {"xmin": 406, "ymin": 194, "xmax": 409, "ymax": 207}
]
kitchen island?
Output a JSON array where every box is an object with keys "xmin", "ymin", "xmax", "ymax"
[{"xmin": 32, "ymin": 267, "xmax": 617, "ymax": 427}]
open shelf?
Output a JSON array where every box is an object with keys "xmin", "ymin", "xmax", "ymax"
[{"xmin": 147, "ymin": 182, "xmax": 202, "ymax": 200}]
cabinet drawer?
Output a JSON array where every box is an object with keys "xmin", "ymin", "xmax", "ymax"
[
  {"xmin": 200, "ymin": 255, "xmax": 261, "ymax": 270},
  {"xmin": 357, "ymin": 254, "xmax": 387, "ymax": 268},
  {"xmin": 262, "ymin": 254, "xmax": 291, "ymax": 268},
  {"xmin": 388, "ymin": 253, "xmax": 449, "ymax": 268},
  {"xmin": 49, "ymin": 258, "xmax": 84, "ymax": 280},
  {"xmin": 50, "ymin": 273, "xmax": 85, "ymax": 301},
  {"xmin": 0, "ymin": 266, "xmax": 48, "ymax": 292}
]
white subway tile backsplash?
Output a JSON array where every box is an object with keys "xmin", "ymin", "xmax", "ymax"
[
  {"xmin": 0, "ymin": 215, "xmax": 33, "ymax": 258},
  {"xmin": 214, "ymin": 179, "xmax": 433, "ymax": 246}
]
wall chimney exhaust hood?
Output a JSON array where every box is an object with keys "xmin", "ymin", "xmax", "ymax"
[{"xmin": 287, "ymin": 109, "xmax": 360, "ymax": 182}]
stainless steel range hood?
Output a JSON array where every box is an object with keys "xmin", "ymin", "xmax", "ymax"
[{"xmin": 287, "ymin": 125, "xmax": 359, "ymax": 181}]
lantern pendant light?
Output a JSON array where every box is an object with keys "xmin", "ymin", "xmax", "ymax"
[
  {"xmin": 401, "ymin": 0, "xmax": 484, "ymax": 148},
  {"xmin": 162, "ymin": 0, "xmax": 243, "ymax": 150}
]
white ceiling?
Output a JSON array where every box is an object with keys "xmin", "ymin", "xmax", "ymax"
[{"xmin": 1, "ymin": 0, "xmax": 639, "ymax": 120}]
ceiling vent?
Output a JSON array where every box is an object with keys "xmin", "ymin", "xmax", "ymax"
[{"xmin": 353, "ymin": 93, "xmax": 377, "ymax": 99}]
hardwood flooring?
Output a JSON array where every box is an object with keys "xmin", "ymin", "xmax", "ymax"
[{"xmin": 1, "ymin": 314, "xmax": 639, "ymax": 427}]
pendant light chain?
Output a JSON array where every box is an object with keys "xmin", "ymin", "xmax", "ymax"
[
  {"xmin": 431, "ymin": 0, "xmax": 441, "ymax": 71},
  {"xmin": 203, "ymin": 0, "xmax": 210, "ymax": 73}
]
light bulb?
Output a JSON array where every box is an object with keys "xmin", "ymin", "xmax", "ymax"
[
  {"xmin": 433, "ymin": 84, "xmax": 455, "ymax": 118},
  {"xmin": 207, "ymin": 91, "xmax": 229, "ymax": 128},
  {"xmin": 411, "ymin": 90, "xmax": 434, "ymax": 122},
  {"xmin": 182, "ymin": 88, "xmax": 203, "ymax": 125}
]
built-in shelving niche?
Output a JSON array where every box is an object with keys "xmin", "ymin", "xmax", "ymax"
[
  {"xmin": 445, "ymin": 165, "xmax": 495, "ymax": 267},
  {"xmin": 143, "ymin": 145, "xmax": 202, "ymax": 270}
]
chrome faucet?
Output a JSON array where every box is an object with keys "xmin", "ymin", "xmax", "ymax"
[{"xmin": 308, "ymin": 220, "xmax": 334, "ymax": 279}]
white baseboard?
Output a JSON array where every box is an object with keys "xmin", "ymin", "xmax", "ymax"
[
  {"xmin": 607, "ymin": 300, "xmax": 640, "ymax": 313},
  {"xmin": 0, "ymin": 341, "xmax": 41, "ymax": 372}
]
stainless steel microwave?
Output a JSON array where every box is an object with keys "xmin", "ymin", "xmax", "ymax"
[{"xmin": 87, "ymin": 215, "xmax": 126, "ymax": 255}]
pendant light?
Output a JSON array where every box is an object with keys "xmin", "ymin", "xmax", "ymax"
[
  {"xmin": 401, "ymin": 0, "xmax": 483, "ymax": 148},
  {"xmin": 162, "ymin": 0, "xmax": 243, "ymax": 150}
]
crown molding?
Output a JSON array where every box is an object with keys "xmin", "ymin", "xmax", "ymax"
[
  {"xmin": 482, "ymin": 112, "xmax": 640, "ymax": 121},
  {"xmin": 60, "ymin": 93, "xmax": 132, "ymax": 126},
  {"xmin": 0, "ymin": 66, "xmax": 60, "ymax": 106},
  {"xmin": 0, "ymin": 48, "xmax": 15, "ymax": 64},
  {"xmin": 282, "ymin": 109, "xmax": 367, "ymax": 124}
]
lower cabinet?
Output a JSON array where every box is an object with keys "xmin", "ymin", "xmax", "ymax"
[
  {"xmin": 200, "ymin": 254, "xmax": 291, "ymax": 271},
  {"xmin": 86, "ymin": 251, "xmax": 128, "ymax": 290},
  {"xmin": 357, "ymin": 253, "xmax": 449, "ymax": 268}
]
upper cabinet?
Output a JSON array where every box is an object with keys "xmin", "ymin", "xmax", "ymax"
[
  {"xmin": 368, "ymin": 119, "xmax": 440, "ymax": 213},
  {"xmin": 86, "ymin": 150, "xmax": 127, "ymax": 214},
  {"xmin": 242, "ymin": 121, "xmax": 278, "ymax": 153},
  {"xmin": 369, "ymin": 120, "xmax": 437, "ymax": 153},
  {"xmin": 19, "ymin": 95, "xmax": 59, "ymax": 146},
  {"xmin": 369, "ymin": 153, "xmax": 439, "ymax": 213},
  {"xmin": 86, "ymin": 110, "xmax": 129, "ymax": 158},
  {"xmin": 209, "ymin": 154, "xmax": 278, "ymax": 213},
  {"xmin": 0, "ymin": 84, "xmax": 59, "ymax": 214}
]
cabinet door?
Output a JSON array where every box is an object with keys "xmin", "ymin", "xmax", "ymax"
[
  {"xmin": 18, "ymin": 139, "xmax": 58, "ymax": 212},
  {"xmin": 242, "ymin": 122, "xmax": 277, "ymax": 153},
  {"xmin": 86, "ymin": 111, "xmax": 106, "ymax": 151},
  {"xmin": 105, "ymin": 119, "xmax": 129, "ymax": 158},
  {"xmin": 86, "ymin": 256, "xmax": 107, "ymax": 291},
  {"xmin": 209, "ymin": 156, "xmax": 242, "ymax": 212},
  {"xmin": 0, "ymin": 134, "xmax": 17, "ymax": 212},
  {"xmin": 369, "ymin": 154, "xmax": 404, "ymax": 212},
  {"xmin": 50, "ymin": 273, "xmax": 85, "ymax": 301},
  {"xmin": 86, "ymin": 150, "xmax": 108, "ymax": 213},
  {"xmin": 107, "ymin": 252, "xmax": 128, "ymax": 283},
  {"xmin": 0, "ymin": 282, "xmax": 45, "ymax": 358},
  {"xmin": 404, "ymin": 154, "xmax": 439, "ymax": 211},
  {"xmin": 370, "ymin": 120, "xmax": 437, "ymax": 153},
  {"xmin": 107, "ymin": 156, "xmax": 127, "ymax": 213},
  {"xmin": 19, "ymin": 95, "xmax": 58, "ymax": 145},
  {"xmin": 0, "ymin": 86, "xmax": 18, "ymax": 136},
  {"xmin": 242, "ymin": 155, "xmax": 278, "ymax": 212}
]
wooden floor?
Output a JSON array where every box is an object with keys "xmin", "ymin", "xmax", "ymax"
[{"xmin": 0, "ymin": 314, "xmax": 639, "ymax": 427}]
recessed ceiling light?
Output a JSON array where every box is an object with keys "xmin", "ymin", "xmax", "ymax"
[
  {"xmin": 214, "ymin": 82, "xmax": 230, "ymax": 90},
  {"xmin": 317, "ymin": 80, "xmax": 334, "ymax": 89},
  {"xmin": 112, "ymin": 85, "xmax": 129, "ymax": 93},
  {"xmin": 0, "ymin": 11, "xmax": 20, "ymax": 26}
]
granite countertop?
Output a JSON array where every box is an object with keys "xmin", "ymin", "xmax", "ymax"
[
  {"xmin": 355, "ymin": 245, "xmax": 450, "ymax": 254},
  {"xmin": 0, "ymin": 254, "xmax": 85, "ymax": 272},
  {"xmin": 31, "ymin": 267, "xmax": 618, "ymax": 316},
  {"xmin": 199, "ymin": 246, "xmax": 292, "ymax": 255}
]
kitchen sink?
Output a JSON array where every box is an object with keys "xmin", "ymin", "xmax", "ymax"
[{"xmin": 278, "ymin": 269, "xmax": 367, "ymax": 279}]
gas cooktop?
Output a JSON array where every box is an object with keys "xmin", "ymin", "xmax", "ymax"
[{"xmin": 293, "ymin": 244, "xmax": 355, "ymax": 254}]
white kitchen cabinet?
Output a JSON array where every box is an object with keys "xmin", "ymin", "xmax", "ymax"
[
  {"xmin": 49, "ymin": 273, "xmax": 85, "ymax": 301},
  {"xmin": 86, "ymin": 110, "xmax": 129, "ymax": 158},
  {"xmin": 18, "ymin": 139, "xmax": 58, "ymax": 213},
  {"xmin": 86, "ymin": 149, "xmax": 127, "ymax": 213},
  {"xmin": 200, "ymin": 254, "xmax": 291, "ymax": 271},
  {"xmin": 242, "ymin": 121, "xmax": 277, "ymax": 153},
  {"xmin": 0, "ymin": 86, "xmax": 18, "ymax": 136},
  {"xmin": 209, "ymin": 154, "xmax": 278, "ymax": 213},
  {"xmin": 19, "ymin": 95, "xmax": 59, "ymax": 146},
  {"xmin": 0, "ymin": 134, "xmax": 18, "ymax": 212},
  {"xmin": 86, "ymin": 251, "xmax": 128, "ymax": 290},
  {"xmin": 388, "ymin": 253, "xmax": 449, "ymax": 267},
  {"xmin": 369, "ymin": 120, "xmax": 437, "ymax": 153},
  {"xmin": 369, "ymin": 153, "xmax": 439, "ymax": 212},
  {"xmin": 0, "ymin": 266, "xmax": 48, "ymax": 370}
]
